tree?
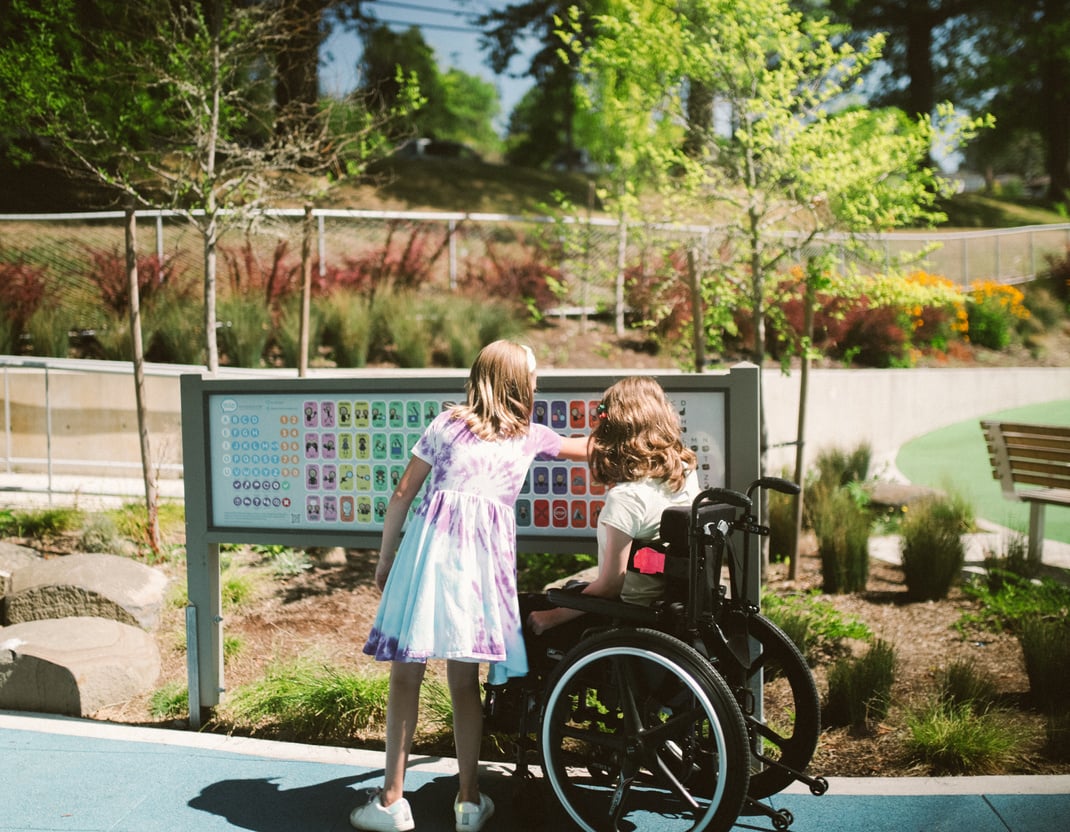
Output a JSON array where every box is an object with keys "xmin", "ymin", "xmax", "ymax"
[
  {"xmin": 949, "ymin": 0, "xmax": 1070, "ymax": 200},
  {"xmin": 0, "ymin": 0, "xmax": 411, "ymax": 534},
  {"xmin": 824, "ymin": 1, "xmax": 970, "ymax": 121},
  {"xmin": 0, "ymin": 0, "xmax": 412, "ymax": 372},
  {"xmin": 823, "ymin": 0, "xmax": 1070, "ymax": 201},
  {"xmin": 576, "ymin": 0, "xmax": 987, "ymax": 573},
  {"xmin": 478, "ymin": 0, "xmax": 610, "ymax": 167},
  {"xmin": 357, "ymin": 23, "xmax": 501, "ymax": 156}
]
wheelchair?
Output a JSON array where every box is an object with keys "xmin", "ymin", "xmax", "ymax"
[{"xmin": 483, "ymin": 477, "xmax": 828, "ymax": 832}]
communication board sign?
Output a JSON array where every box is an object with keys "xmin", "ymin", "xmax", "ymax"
[
  {"xmin": 179, "ymin": 366, "xmax": 760, "ymax": 721},
  {"xmin": 182, "ymin": 368, "xmax": 758, "ymax": 553}
]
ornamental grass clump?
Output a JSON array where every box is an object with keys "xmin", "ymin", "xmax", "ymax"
[
  {"xmin": 905, "ymin": 700, "xmax": 1021, "ymax": 775},
  {"xmin": 1018, "ymin": 616, "xmax": 1070, "ymax": 714},
  {"xmin": 222, "ymin": 660, "xmax": 393, "ymax": 744},
  {"xmin": 899, "ymin": 493, "xmax": 972, "ymax": 601},
  {"xmin": 824, "ymin": 639, "xmax": 897, "ymax": 730},
  {"xmin": 811, "ymin": 485, "xmax": 871, "ymax": 594}
]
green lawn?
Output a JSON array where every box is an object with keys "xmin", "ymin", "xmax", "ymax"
[{"xmin": 896, "ymin": 400, "xmax": 1070, "ymax": 545}]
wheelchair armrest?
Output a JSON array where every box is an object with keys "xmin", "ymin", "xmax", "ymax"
[{"xmin": 545, "ymin": 588, "xmax": 659, "ymax": 626}]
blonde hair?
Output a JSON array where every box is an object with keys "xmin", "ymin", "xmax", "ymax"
[
  {"xmin": 588, "ymin": 376, "xmax": 696, "ymax": 491},
  {"xmin": 451, "ymin": 340, "xmax": 536, "ymax": 440}
]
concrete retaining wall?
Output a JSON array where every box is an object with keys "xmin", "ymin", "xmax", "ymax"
[
  {"xmin": 3, "ymin": 358, "xmax": 1069, "ymax": 484},
  {"xmin": 762, "ymin": 366, "xmax": 1070, "ymax": 475}
]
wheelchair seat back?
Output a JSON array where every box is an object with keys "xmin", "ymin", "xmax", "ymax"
[{"xmin": 629, "ymin": 499, "xmax": 738, "ymax": 614}]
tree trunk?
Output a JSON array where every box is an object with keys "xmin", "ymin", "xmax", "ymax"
[
  {"xmin": 275, "ymin": 0, "xmax": 322, "ymax": 143},
  {"xmin": 125, "ymin": 206, "xmax": 161, "ymax": 554},
  {"xmin": 1040, "ymin": 52, "xmax": 1070, "ymax": 200},
  {"xmin": 687, "ymin": 248, "xmax": 706, "ymax": 372},
  {"xmin": 299, "ymin": 203, "xmax": 314, "ymax": 377},
  {"xmin": 789, "ymin": 274, "xmax": 816, "ymax": 581}
]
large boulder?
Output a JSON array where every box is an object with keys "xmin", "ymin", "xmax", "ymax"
[
  {"xmin": 2, "ymin": 552, "xmax": 169, "ymax": 629},
  {"xmin": 0, "ymin": 617, "xmax": 161, "ymax": 716},
  {"xmin": 0, "ymin": 541, "xmax": 40, "ymax": 596}
]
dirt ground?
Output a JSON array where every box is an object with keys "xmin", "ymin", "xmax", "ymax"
[{"xmin": 79, "ymin": 315, "xmax": 1070, "ymax": 777}]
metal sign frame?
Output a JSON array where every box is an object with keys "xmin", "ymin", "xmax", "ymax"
[{"xmin": 180, "ymin": 366, "xmax": 760, "ymax": 724}]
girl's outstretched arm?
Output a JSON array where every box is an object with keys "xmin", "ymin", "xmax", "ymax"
[
  {"xmin": 375, "ymin": 456, "xmax": 431, "ymax": 591},
  {"xmin": 557, "ymin": 434, "xmax": 590, "ymax": 461},
  {"xmin": 528, "ymin": 524, "xmax": 633, "ymax": 634}
]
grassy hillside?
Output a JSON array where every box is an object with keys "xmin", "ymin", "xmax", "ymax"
[{"xmin": 5, "ymin": 150, "xmax": 1068, "ymax": 229}]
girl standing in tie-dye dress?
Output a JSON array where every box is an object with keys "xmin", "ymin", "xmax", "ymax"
[{"xmin": 350, "ymin": 340, "xmax": 587, "ymax": 832}]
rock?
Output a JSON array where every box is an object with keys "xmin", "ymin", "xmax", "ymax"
[
  {"xmin": 865, "ymin": 481, "xmax": 943, "ymax": 510},
  {"xmin": 0, "ymin": 541, "xmax": 40, "ymax": 596},
  {"xmin": 0, "ymin": 617, "xmax": 160, "ymax": 716},
  {"xmin": 2, "ymin": 552, "xmax": 169, "ymax": 629}
]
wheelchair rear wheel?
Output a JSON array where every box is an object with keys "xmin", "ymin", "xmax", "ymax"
[
  {"xmin": 716, "ymin": 613, "xmax": 821, "ymax": 800},
  {"xmin": 538, "ymin": 628, "xmax": 750, "ymax": 832}
]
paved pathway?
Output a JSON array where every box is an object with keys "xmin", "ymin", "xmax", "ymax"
[{"xmin": 3, "ymin": 711, "xmax": 1069, "ymax": 832}]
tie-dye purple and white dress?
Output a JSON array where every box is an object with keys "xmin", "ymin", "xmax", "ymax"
[{"xmin": 363, "ymin": 410, "xmax": 563, "ymax": 684}]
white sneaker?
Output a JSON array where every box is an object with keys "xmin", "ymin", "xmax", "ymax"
[
  {"xmin": 454, "ymin": 792, "xmax": 495, "ymax": 832},
  {"xmin": 349, "ymin": 790, "xmax": 415, "ymax": 832}
]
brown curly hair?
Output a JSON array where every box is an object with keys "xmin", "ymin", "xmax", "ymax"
[{"xmin": 588, "ymin": 376, "xmax": 696, "ymax": 491}]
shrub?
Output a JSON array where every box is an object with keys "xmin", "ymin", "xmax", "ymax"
[
  {"xmin": 824, "ymin": 638, "xmax": 897, "ymax": 729},
  {"xmin": 623, "ymin": 246, "xmax": 693, "ymax": 345},
  {"xmin": 26, "ymin": 305, "xmax": 70, "ymax": 357},
  {"xmin": 1041, "ymin": 245, "xmax": 1070, "ymax": 302},
  {"xmin": 0, "ymin": 256, "xmax": 49, "ymax": 351},
  {"xmin": 935, "ymin": 658, "xmax": 999, "ymax": 713},
  {"xmin": 835, "ymin": 301, "xmax": 911, "ymax": 368},
  {"xmin": 383, "ymin": 300, "xmax": 433, "ymax": 368},
  {"xmin": 144, "ymin": 291, "xmax": 204, "ymax": 365},
  {"xmin": 460, "ymin": 235, "xmax": 562, "ymax": 316},
  {"xmin": 899, "ymin": 495, "xmax": 969, "ymax": 601},
  {"xmin": 88, "ymin": 313, "xmax": 133, "ymax": 361},
  {"xmin": 320, "ymin": 290, "xmax": 374, "ymax": 368},
  {"xmin": 85, "ymin": 246, "xmax": 182, "ymax": 316},
  {"xmin": 966, "ymin": 280, "xmax": 1029, "ymax": 350},
  {"xmin": 811, "ymin": 485, "xmax": 871, "ymax": 593},
  {"xmin": 1044, "ymin": 710, "xmax": 1070, "ymax": 761},
  {"xmin": 960, "ymin": 570, "xmax": 1070, "ymax": 635},
  {"xmin": 434, "ymin": 294, "xmax": 523, "ymax": 367},
  {"xmin": 1018, "ymin": 616, "xmax": 1070, "ymax": 713},
  {"xmin": 981, "ymin": 531, "xmax": 1039, "ymax": 589},
  {"xmin": 761, "ymin": 590, "xmax": 872, "ymax": 665},
  {"xmin": 273, "ymin": 295, "xmax": 325, "ymax": 368},
  {"xmin": 905, "ymin": 701, "xmax": 1020, "ymax": 774},
  {"xmin": 221, "ymin": 660, "xmax": 393, "ymax": 743},
  {"xmin": 766, "ymin": 484, "xmax": 797, "ymax": 563},
  {"xmin": 217, "ymin": 296, "xmax": 271, "ymax": 368},
  {"xmin": 221, "ymin": 238, "xmax": 301, "ymax": 306}
]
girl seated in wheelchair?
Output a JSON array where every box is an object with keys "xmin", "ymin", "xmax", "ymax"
[{"xmin": 524, "ymin": 375, "xmax": 700, "ymax": 644}]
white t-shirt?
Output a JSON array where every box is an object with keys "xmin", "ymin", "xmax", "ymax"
[{"xmin": 596, "ymin": 470, "xmax": 700, "ymax": 606}]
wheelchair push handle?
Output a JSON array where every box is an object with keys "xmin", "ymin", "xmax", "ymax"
[
  {"xmin": 749, "ymin": 476, "xmax": 801, "ymax": 498},
  {"xmin": 693, "ymin": 487, "xmax": 751, "ymax": 513},
  {"xmin": 693, "ymin": 477, "xmax": 799, "ymax": 517}
]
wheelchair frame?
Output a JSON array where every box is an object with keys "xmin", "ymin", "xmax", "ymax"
[{"xmin": 483, "ymin": 477, "xmax": 828, "ymax": 832}]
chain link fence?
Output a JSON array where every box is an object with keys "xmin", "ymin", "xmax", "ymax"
[{"xmin": 3, "ymin": 210, "xmax": 1067, "ymax": 327}]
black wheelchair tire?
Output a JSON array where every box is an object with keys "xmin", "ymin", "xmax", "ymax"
[
  {"xmin": 538, "ymin": 628, "xmax": 750, "ymax": 832},
  {"xmin": 716, "ymin": 613, "xmax": 821, "ymax": 800}
]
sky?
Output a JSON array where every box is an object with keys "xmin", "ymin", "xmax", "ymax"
[{"xmin": 319, "ymin": 0, "xmax": 536, "ymax": 133}]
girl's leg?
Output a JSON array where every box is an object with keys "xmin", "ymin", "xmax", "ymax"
[
  {"xmin": 446, "ymin": 659, "xmax": 483, "ymax": 804},
  {"xmin": 380, "ymin": 661, "xmax": 426, "ymax": 806}
]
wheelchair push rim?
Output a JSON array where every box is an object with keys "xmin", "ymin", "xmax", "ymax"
[{"xmin": 538, "ymin": 628, "xmax": 750, "ymax": 832}]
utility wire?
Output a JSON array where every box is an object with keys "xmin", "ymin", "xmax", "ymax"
[{"xmin": 368, "ymin": 0, "xmax": 474, "ymax": 18}]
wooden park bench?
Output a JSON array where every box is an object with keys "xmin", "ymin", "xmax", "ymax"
[{"xmin": 981, "ymin": 420, "xmax": 1070, "ymax": 564}]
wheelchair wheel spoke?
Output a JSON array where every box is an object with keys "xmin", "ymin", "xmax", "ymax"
[{"xmin": 540, "ymin": 629, "xmax": 750, "ymax": 832}]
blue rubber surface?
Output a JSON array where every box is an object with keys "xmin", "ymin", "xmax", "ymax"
[{"xmin": 4, "ymin": 711, "xmax": 1069, "ymax": 832}]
